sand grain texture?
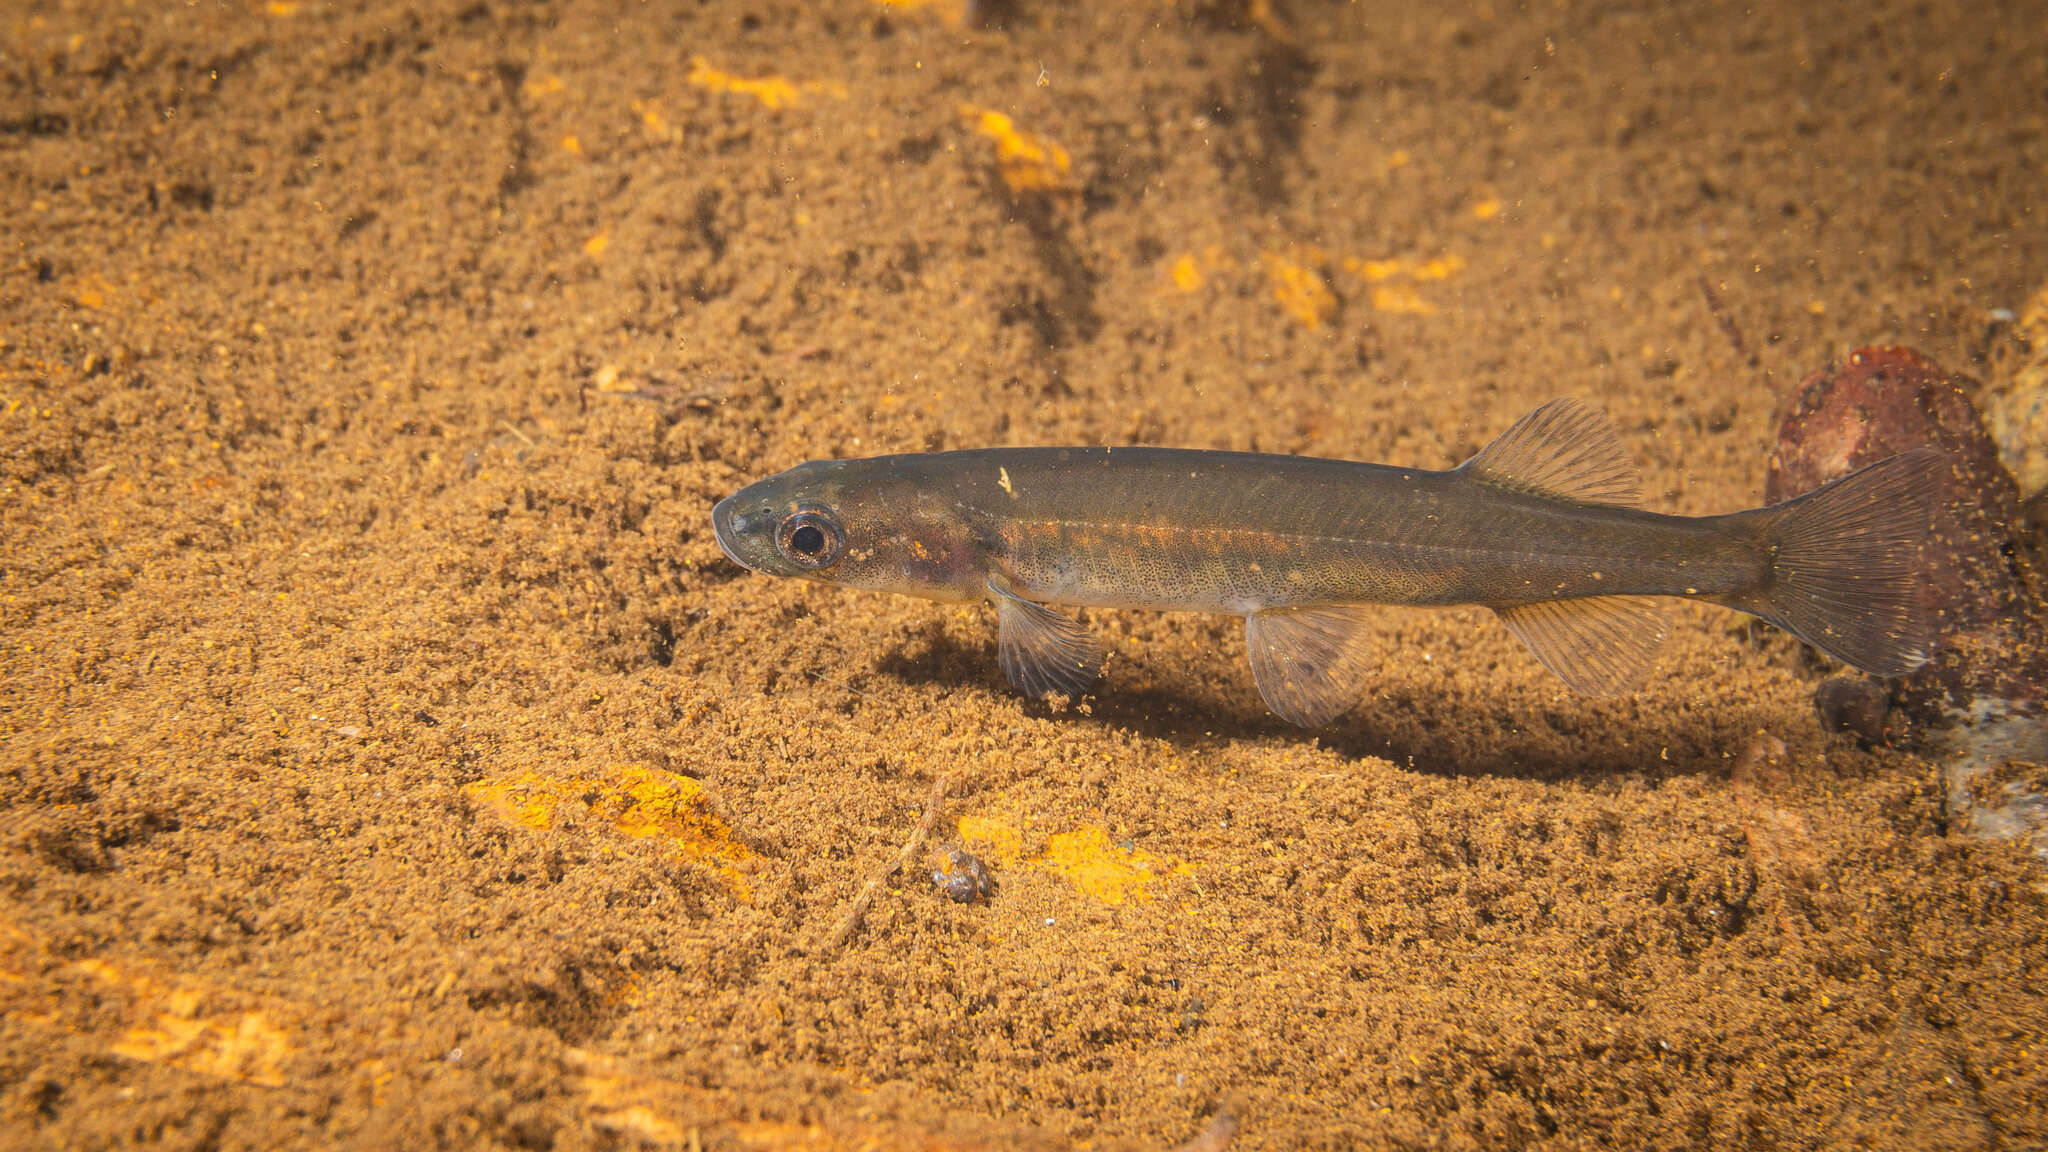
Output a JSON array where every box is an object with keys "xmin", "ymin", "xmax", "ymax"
[{"xmin": 4, "ymin": 0, "xmax": 2046, "ymax": 1148}]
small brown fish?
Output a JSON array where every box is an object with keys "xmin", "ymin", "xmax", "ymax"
[{"xmin": 712, "ymin": 400, "xmax": 1939, "ymax": 726}]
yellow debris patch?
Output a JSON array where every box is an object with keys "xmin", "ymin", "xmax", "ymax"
[
  {"xmin": 1340, "ymin": 253, "xmax": 1464, "ymax": 314},
  {"xmin": 110, "ymin": 1007, "xmax": 293, "ymax": 1087},
  {"xmin": 869, "ymin": 0, "xmax": 976, "ymax": 25},
  {"xmin": 1370, "ymin": 284, "xmax": 1437, "ymax": 316},
  {"xmin": 956, "ymin": 817, "xmax": 1183, "ymax": 904},
  {"xmin": 524, "ymin": 73, "xmax": 566, "ymax": 100},
  {"xmin": 1245, "ymin": 0, "xmax": 1295, "ymax": 42},
  {"xmin": 955, "ymin": 814, "xmax": 1024, "ymax": 865},
  {"xmin": 630, "ymin": 99, "xmax": 669, "ymax": 137},
  {"xmin": 575, "ymin": 1050, "xmax": 694, "ymax": 1145},
  {"xmin": 70, "ymin": 274, "xmax": 111, "ymax": 310},
  {"xmin": 76, "ymin": 959, "xmax": 294, "ymax": 1087},
  {"xmin": 1351, "ymin": 258, "xmax": 1405, "ymax": 283},
  {"xmin": 573, "ymin": 1047, "xmax": 1005, "ymax": 1151},
  {"xmin": 728, "ymin": 1121, "xmax": 1014, "ymax": 1151},
  {"xmin": 684, "ymin": 56, "xmax": 853, "ymax": 111},
  {"xmin": 1409, "ymin": 254, "xmax": 1465, "ymax": 281},
  {"xmin": 1471, "ymin": 193, "xmax": 1503, "ymax": 220},
  {"xmin": 961, "ymin": 106, "xmax": 1073, "ymax": 194},
  {"xmin": 688, "ymin": 57, "xmax": 801, "ymax": 110},
  {"xmin": 465, "ymin": 765, "xmax": 762, "ymax": 899},
  {"xmin": 1263, "ymin": 249, "xmax": 1336, "ymax": 330},
  {"xmin": 583, "ymin": 229, "xmax": 609, "ymax": 257},
  {"xmin": 1341, "ymin": 254, "xmax": 1464, "ymax": 282},
  {"xmin": 1041, "ymin": 826, "xmax": 1186, "ymax": 905},
  {"xmin": 5, "ymin": 924, "xmax": 297, "ymax": 1088},
  {"xmin": 1161, "ymin": 245, "xmax": 1235, "ymax": 295}
]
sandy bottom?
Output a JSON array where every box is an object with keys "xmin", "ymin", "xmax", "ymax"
[{"xmin": 4, "ymin": 0, "xmax": 2045, "ymax": 1147}]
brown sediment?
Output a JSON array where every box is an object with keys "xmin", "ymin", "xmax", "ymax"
[{"xmin": 4, "ymin": 1, "xmax": 2047, "ymax": 1149}]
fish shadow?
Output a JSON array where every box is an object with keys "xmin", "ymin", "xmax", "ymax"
[{"xmin": 876, "ymin": 629, "xmax": 1794, "ymax": 786}]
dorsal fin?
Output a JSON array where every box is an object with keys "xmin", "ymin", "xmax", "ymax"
[{"xmin": 1460, "ymin": 399, "xmax": 1642, "ymax": 507}]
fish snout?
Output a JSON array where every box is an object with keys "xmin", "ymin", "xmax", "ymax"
[{"xmin": 711, "ymin": 495, "xmax": 753, "ymax": 570}]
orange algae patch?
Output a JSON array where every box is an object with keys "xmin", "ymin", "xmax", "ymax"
[
  {"xmin": 69, "ymin": 273, "xmax": 112, "ymax": 310},
  {"xmin": 688, "ymin": 56, "xmax": 803, "ymax": 110},
  {"xmin": 1369, "ymin": 284, "xmax": 1437, "ymax": 316},
  {"xmin": 1340, "ymin": 253, "xmax": 1465, "ymax": 314},
  {"xmin": 957, "ymin": 817, "xmax": 1184, "ymax": 906},
  {"xmin": 4, "ymin": 922, "xmax": 296, "ymax": 1088},
  {"xmin": 961, "ymin": 106, "xmax": 1073, "ymax": 194},
  {"xmin": 465, "ymin": 766, "xmax": 762, "ymax": 899},
  {"xmin": 573, "ymin": 1047, "xmax": 1020, "ymax": 1152},
  {"xmin": 1351, "ymin": 258, "xmax": 1405, "ymax": 283},
  {"xmin": 1163, "ymin": 245, "xmax": 1235, "ymax": 295},
  {"xmin": 1262, "ymin": 248, "xmax": 1336, "ymax": 329},
  {"xmin": 1041, "ymin": 826, "xmax": 1186, "ymax": 905},
  {"xmin": 869, "ymin": 0, "xmax": 977, "ymax": 25},
  {"xmin": 955, "ymin": 814, "xmax": 1025, "ymax": 865},
  {"xmin": 1408, "ymin": 254, "xmax": 1465, "ymax": 280},
  {"xmin": 75, "ymin": 959, "xmax": 295, "ymax": 1087},
  {"xmin": 572, "ymin": 1049, "xmax": 694, "ymax": 1145},
  {"xmin": 630, "ymin": 98, "xmax": 670, "ymax": 138},
  {"xmin": 687, "ymin": 57, "xmax": 844, "ymax": 111},
  {"xmin": 109, "ymin": 1006, "xmax": 293, "ymax": 1087}
]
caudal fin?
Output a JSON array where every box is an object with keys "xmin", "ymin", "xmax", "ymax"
[{"xmin": 1719, "ymin": 448, "xmax": 1942, "ymax": 677}]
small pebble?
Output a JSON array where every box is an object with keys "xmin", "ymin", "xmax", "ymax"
[
  {"xmin": 1815, "ymin": 675, "xmax": 1892, "ymax": 745},
  {"xmin": 932, "ymin": 845, "xmax": 997, "ymax": 903}
]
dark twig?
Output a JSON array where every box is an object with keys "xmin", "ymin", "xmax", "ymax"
[
  {"xmin": 819, "ymin": 775, "xmax": 950, "ymax": 951},
  {"xmin": 1697, "ymin": 275, "xmax": 1757, "ymax": 367}
]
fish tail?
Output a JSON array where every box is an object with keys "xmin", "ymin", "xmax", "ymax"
[{"xmin": 1715, "ymin": 447, "xmax": 1942, "ymax": 677}]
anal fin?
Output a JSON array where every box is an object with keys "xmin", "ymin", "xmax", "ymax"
[
  {"xmin": 1245, "ymin": 605, "xmax": 1377, "ymax": 727},
  {"xmin": 1494, "ymin": 595, "xmax": 1665, "ymax": 695},
  {"xmin": 989, "ymin": 579, "xmax": 1103, "ymax": 701}
]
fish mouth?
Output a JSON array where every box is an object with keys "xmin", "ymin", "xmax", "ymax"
[{"xmin": 710, "ymin": 495, "xmax": 751, "ymax": 570}]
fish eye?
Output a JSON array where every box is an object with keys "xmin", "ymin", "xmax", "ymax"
[{"xmin": 776, "ymin": 510, "xmax": 844, "ymax": 569}]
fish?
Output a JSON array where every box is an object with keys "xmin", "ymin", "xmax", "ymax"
[{"xmin": 711, "ymin": 400, "xmax": 1941, "ymax": 726}]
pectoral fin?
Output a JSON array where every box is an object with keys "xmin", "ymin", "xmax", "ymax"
[
  {"xmin": 1494, "ymin": 595, "xmax": 1664, "ymax": 695},
  {"xmin": 1245, "ymin": 606, "xmax": 1377, "ymax": 727},
  {"xmin": 989, "ymin": 580, "xmax": 1103, "ymax": 701}
]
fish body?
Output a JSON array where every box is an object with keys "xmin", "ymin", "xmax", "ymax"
[{"xmin": 712, "ymin": 400, "xmax": 1939, "ymax": 725}]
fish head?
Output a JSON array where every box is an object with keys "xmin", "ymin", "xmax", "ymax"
[{"xmin": 712, "ymin": 457, "xmax": 987, "ymax": 600}]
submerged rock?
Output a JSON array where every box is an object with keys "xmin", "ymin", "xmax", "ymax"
[
  {"xmin": 1814, "ymin": 675, "xmax": 1892, "ymax": 745},
  {"xmin": 1981, "ymin": 285, "xmax": 2048, "ymax": 499},
  {"xmin": 1768, "ymin": 345, "xmax": 2048, "ymax": 863}
]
